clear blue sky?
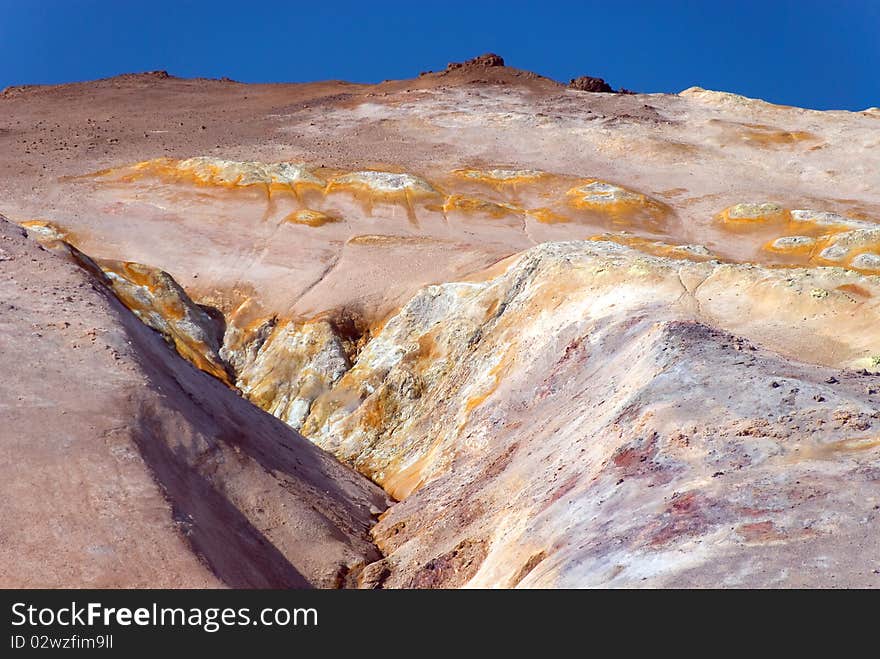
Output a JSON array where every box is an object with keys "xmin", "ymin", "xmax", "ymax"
[{"xmin": 1, "ymin": 0, "xmax": 878, "ymax": 110}]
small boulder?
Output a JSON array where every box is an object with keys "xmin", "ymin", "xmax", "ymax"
[{"xmin": 569, "ymin": 76, "xmax": 613, "ymax": 93}]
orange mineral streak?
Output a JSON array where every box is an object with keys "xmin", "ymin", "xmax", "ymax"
[
  {"xmin": 717, "ymin": 203, "xmax": 790, "ymax": 227},
  {"xmin": 442, "ymin": 194, "xmax": 523, "ymax": 218},
  {"xmin": 336, "ymin": 316, "xmax": 510, "ymax": 497},
  {"xmin": 714, "ymin": 203, "xmax": 880, "ymax": 274},
  {"xmin": 357, "ymin": 310, "xmax": 392, "ymax": 340},
  {"xmin": 96, "ymin": 259, "xmax": 231, "ymax": 384},
  {"xmin": 382, "ymin": 440, "xmax": 444, "ymax": 501},
  {"xmin": 802, "ymin": 233, "xmax": 880, "ymax": 274},
  {"xmin": 836, "ymin": 283, "xmax": 873, "ymax": 299},
  {"xmin": 235, "ymin": 318, "xmax": 350, "ymax": 424},
  {"xmin": 451, "ymin": 168, "xmax": 550, "ymax": 188},
  {"xmin": 19, "ymin": 220, "xmax": 72, "ymax": 245},
  {"xmin": 762, "ymin": 236, "xmax": 819, "ymax": 257},
  {"xmin": 224, "ymin": 296, "xmax": 272, "ymax": 339},
  {"xmin": 357, "ymin": 387, "xmax": 395, "ymax": 435},
  {"xmin": 417, "ymin": 332, "xmax": 443, "ymax": 361},
  {"xmin": 738, "ymin": 124, "xmax": 819, "ymax": 148},
  {"xmin": 587, "ymin": 233, "xmax": 716, "ymax": 263},
  {"xmin": 323, "ymin": 172, "xmax": 442, "ymax": 226},
  {"xmin": 527, "ymin": 207, "xmax": 572, "ymax": 224},
  {"xmin": 325, "ymin": 175, "xmax": 441, "ymax": 201},
  {"xmin": 346, "ymin": 234, "xmax": 447, "ymax": 247},
  {"xmin": 464, "ymin": 347, "xmax": 515, "ymax": 414},
  {"xmin": 283, "ymin": 209, "xmax": 340, "ymax": 227},
  {"xmin": 830, "ymin": 252, "xmax": 880, "ymax": 276},
  {"xmin": 93, "ymin": 158, "xmax": 325, "ymax": 196},
  {"xmin": 566, "ymin": 179, "xmax": 671, "ymax": 230}
]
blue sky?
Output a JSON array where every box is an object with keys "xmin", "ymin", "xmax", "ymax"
[{"xmin": 1, "ymin": 0, "xmax": 878, "ymax": 110}]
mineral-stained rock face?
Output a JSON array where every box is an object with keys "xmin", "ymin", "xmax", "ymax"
[
  {"xmin": 329, "ymin": 171, "xmax": 437, "ymax": 195},
  {"xmin": 0, "ymin": 216, "xmax": 387, "ymax": 588},
  {"xmin": 293, "ymin": 241, "xmax": 880, "ymax": 586},
  {"xmin": 95, "ymin": 258, "xmax": 232, "ymax": 382},
  {"xmin": 236, "ymin": 319, "xmax": 352, "ymax": 430},
  {"xmin": 122, "ymin": 156, "xmax": 325, "ymax": 188},
  {"xmin": 3, "ymin": 61, "xmax": 880, "ymax": 588}
]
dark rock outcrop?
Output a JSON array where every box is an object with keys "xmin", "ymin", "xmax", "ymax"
[
  {"xmin": 568, "ymin": 75, "xmax": 614, "ymax": 92},
  {"xmin": 448, "ymin": 53, "xmax": 505, "ymax": 70}
]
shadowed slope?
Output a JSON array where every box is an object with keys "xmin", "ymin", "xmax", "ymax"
[{"xmin": 0, "ymin": 216, "xmax": 387, "ymax": 588}]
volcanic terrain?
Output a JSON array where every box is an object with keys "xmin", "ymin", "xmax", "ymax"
[{"xmin": 2, "ymin": 55, "xmax": 880, "ymax": 587}]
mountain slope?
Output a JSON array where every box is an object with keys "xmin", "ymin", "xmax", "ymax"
[
  {"xmin": 2, "ymin": 59, "xmax": 880, "ymax": 588},
  {"xmin": 0, "ymin": 216, "xmax": 387, "ymax": 588}
]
